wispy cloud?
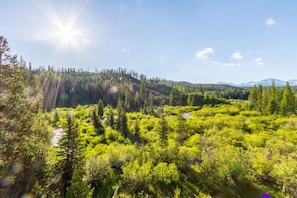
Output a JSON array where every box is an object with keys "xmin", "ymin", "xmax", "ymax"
[
  {"xmin": 214, "ymin": 61, "xmax": 240, "ymax": 67},
  {"xmin": 254, "ymin": 58, "xmax": 264, "ymax": 66},
  {"xmin": 160, "ymin": 56, "xmax": 167, "ymax": 61},
  {"xmin": 231, "ymin": 52, "xmax": 243, "ymax": 60},
  {"xmin": 196, "ymin": 48, "xmax": 214, "ymax": 59},
  {"xmin": 266, "ymin": 17, "xmax": 275, "ymax": 26},
  {"xmin": 122, "ymin": 47, "xmax": 131, "ymax": 53}
]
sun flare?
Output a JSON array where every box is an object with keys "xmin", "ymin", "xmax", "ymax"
[{"xmin": 36, "ymin": 1, "xmax": 90, "ymax": 53}]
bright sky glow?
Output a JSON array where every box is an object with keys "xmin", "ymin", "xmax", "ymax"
[{"xmin": 1, "ymin": 0, "xmax": 297, "ymax": 83}]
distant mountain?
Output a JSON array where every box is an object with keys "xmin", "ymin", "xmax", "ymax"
[{"xmin": 219, "ymin": 78, "xmax": 297, "ymax": 87}]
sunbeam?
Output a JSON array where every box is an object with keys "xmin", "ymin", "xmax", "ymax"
[{"xmin": 35, "ymin": 0, "xmax": 90, "ymax": 54}]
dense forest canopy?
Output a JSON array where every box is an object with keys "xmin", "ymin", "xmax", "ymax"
[{"xmin": 1, "ymin": 36, "xmax": 297, "ymax": 198}]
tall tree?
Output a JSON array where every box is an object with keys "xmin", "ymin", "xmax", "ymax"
[
  {"xmin": 249, "ymin": 85, "xmax": 258, "ymax": 109},
  {"xmin": 116, "ymin": 99, "xmax": 128, "ymax": 137},
  {"xmin": 176, "ymin": 111, "xmax": 186, "ymax": 143},
  {"xmin": 156, "ymin": 114, "xmax": 169, "ymax": 147},
  {"xmin": 56, "ymin": 113, "xmax": 83, "ymax": 198},
  {"xmin": 97, "ymin": 99, "xmax": 104, "ymax": 117},
  {"xmin": 106, "ymin": 106, "xmax": 115, "ymax": 129},
  {"xmin": 92, "ymin": 107, "xmax": 104, "ymax": 135},
  {"xmin": 280, "ymin": 82, "xmax": 296, "ymax": 114},
  {"xmin": 169, "ymin": 90, "xmax": 175, "ymax": 106},
  {"xmin": 139, "ymin": 75, "xmax": 146, "ymax": 105},
  {"xmin": 0, "ymin": 36, "xmax": 49, "ymax": 197},
  {"xmin": 0, "ymin": 36, "xmax": 10, "ymax": 68}
]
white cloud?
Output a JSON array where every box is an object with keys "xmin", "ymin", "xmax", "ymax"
[
  {"xmin": 213, "ymin": 61, "xmax": 240, "ymax": 67},
  {"xmin": 254, "ymin": 58, "xmax": 264, "ymax": 66},
  {"xmin": 196, "ymin": 48, "xmax": 214, "ymax": 59},
  {"xmin": 231, "ymin": 52, "xmax": 243, "ymax": 60},
  {"xmin": 266, "ymin": 18, "xmax": 275, "ymax": 26},
  {"xmin": 122, "ymin": 47, "xmax": 131, "ymax": 53}
]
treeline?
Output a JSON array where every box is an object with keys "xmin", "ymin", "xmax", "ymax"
[
  {"xmin": 249, "ymin": 81, "xmax": 296, "ymax": 114},
  {"xmin": 166, "ymin": 82, "xmax": 249, "ymax": 100}
]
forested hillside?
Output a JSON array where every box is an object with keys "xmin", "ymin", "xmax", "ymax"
[
  {"xmin": 36, "ymin": 68, "xmax": 248, "ymax": 112},
  {"xmin": 1, "ymin": 36, "xmax": 297, "ymax": 198}
]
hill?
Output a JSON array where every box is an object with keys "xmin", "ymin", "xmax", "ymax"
[{"xmin": 35, "ymin": 68, "xmax": 248, "ymax": 111}]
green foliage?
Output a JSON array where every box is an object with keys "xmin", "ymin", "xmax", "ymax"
[
  {"xmin": 97, "ymin": 99, "xmax": 104, "ymax": 117},
  {"xmin": 156, "ymin": 114, "xmax": 169, "ymax": 147},
  {"xmin": 92, "ymin": 107, "xmax": 104, "ymax": 135},
  {"xmin": 66, "ymin": 170, "xmax": 94, "ymax": 198},
  {"xmin": 55, "ymin": 113, "xmax": 84, "ymax": 197},
  {"xmin": 2, "ymin": 36, "xmax": 297, "ymax": 197},
  {"xmin": 249, "ymin": 82, "xmax": 297, "ymax": 115},
  {"xmin": 0, "ymin": 37, "xmax": 50, "ymax": 197}
]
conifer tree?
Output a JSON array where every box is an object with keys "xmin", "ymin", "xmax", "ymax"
[
  {"xmin": 56, "ymin": 113, "xmax": 83, "ymax": 198},
  {"xmin": 249, "ymin": 85, "xmax": 258, "ymax": 109},
  {"xmin": 92, "ymin": 107, "xmax": 104, "ymax": 135},
  {"xmin": 97, "ymin": 99, "xmax": 104, "ymax": 117},
  {"xmin": 106, "ymin": 106, "xmax": 115, "ymax": 129},
  {"xmin": 280, "ymin": 82, "xmax": 296, "ymax": 114},
  {"xmin": 139, "ymin": 75, "xmax": 146, "ymax": 105},
  {"xmin": 176, "ymin": 112, "xmax": 186, "ymax": 143},
  {"xmin": 169, "ymin": 90, "xmax": 175, "ymax": 106},
  {"xmin": 0, "ymin": 36, "xmax": 49, "ymax": 197},
  {"xmin": 116, "ymin": 99, "xmax": 128, "ymax": 137},
  {"xmin": 0, "ymin": 36, "xmax": 10, "ymax": 68},
  {"xmin": 157, "ymin": 114, "xmax": 169, "ymax": 147}
]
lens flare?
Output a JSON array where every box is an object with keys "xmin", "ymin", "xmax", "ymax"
[{"xmin": 34, "ymin": 1, "xmax": 90, "ymax": 54}]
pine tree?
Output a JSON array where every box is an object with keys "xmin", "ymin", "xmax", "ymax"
[
  {"xmin": 169, "ymin": 90, "xmax": 175, "ymax": 106},
  {"xmin": 176, "ymin": 112, "xmax": 186, "ymax": 143},
  {"xmin": 280, "ymin": 82, "xmax": 296, "ymax": 114},
  {"xmin": 139, "ymin": 75, "xmax": 146, "ymax": 105},
  {"xmin": 92, "ymin": 107, "xmax": 104, "ymax": 135},
  {"xmin": 157, "ymin": 114, "xmax": 169, "ymax": 147},
  {"xmin": 116, "ymin": 99, "xmax": 128, "ymax": 137},
  {"xmin": 0, "ymin": 36, "xmax": 10, "ymax": 68},
  {"xmin": 56, "ymin": 112, "xmax": 83, "ymax": 198},
  {"xmin": 53, "ymin": 110, "xmax": 60, "ymax": 127},
  {"xmin": 106, "ymin": 107, "xmax": 115, "ymax": 129},
  {"xmin": 249, "ymin": 85, "xmax": 258, "ymax": 109},
  {"xmin": 0, "ymin": 36, "xmax": 50, "ymax": 197},
  {"xmin": 97, "ymin": 99, "xmax": 104, "ymax": 117}
]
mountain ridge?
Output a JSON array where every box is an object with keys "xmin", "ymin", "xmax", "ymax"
[{"xmin": 218, "ymin": 78, "xmax": 297, "ymax": 87}]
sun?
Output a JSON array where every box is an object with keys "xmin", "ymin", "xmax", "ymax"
[
  {"xmin": 56, "ymin": 24, "xmax": 79, "ymax": 50},
  {"xmin": 35, "ymin": 1, "xmax": 90, "ymax": 53},
  {"xmin": 60, "ymin": 27, "xmax": 73, "ymax": 41}
]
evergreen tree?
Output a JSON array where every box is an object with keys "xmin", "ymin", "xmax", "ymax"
[
  {"xmin": 116, "ymin": 99, "xmax": 128, "ymax": 136},
  {"xmin": 176, "ymin": 112, "xmax": 186, "ymax": 143},
  {"xmin": 280, "ymin": 82, "xmax": 296, "ymax": 114},
  {"xmin": 267, "ymin": 81, "xmax": 280, "ymax": 114},
  {"xmin": 56, "ymin": 113, "xmax": 83, "ymax": 198},
  {"xmin": 249, "ymin": 85, "xmax": 258, "ymax": 109},
  {"xmin": 139, "ymin": 75, "xmax": 146, "ymax": 105},
  {"xmin": 92, "ymin": 107, "xmax": 105, "ymax": 135},
  {"xmin": 169, "ymin": 90, "xmax": 175, "ymax": 106},
  {"xmin": 0, "ymin": 37, "xmax": 49, "ymax": 197},
  {"xmin": 256, "ymin": 85, "xmax": 264, "ymax": 112},
  {"xmin": 53, "ymin": 110, "xmax": 60, "ymax": 127},
  {"xmin": 97, "ymin": 99, "xmax": 104, "ymax": 117},
  {"xmin": 106, "ymin": 106, "xmax": 115, "ymax": 129},
  {"xmin": 157, "ymin": 114, "xmax": 169, "ymax": 147},
  {"xmin": 0, "ymin": 36, "xmax": 10, "ymax": 68}
]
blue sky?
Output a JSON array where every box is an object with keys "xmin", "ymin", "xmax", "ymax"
[{"xmin": 1, "ymin": 0, "xmax": 297, "ymax": 83}]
